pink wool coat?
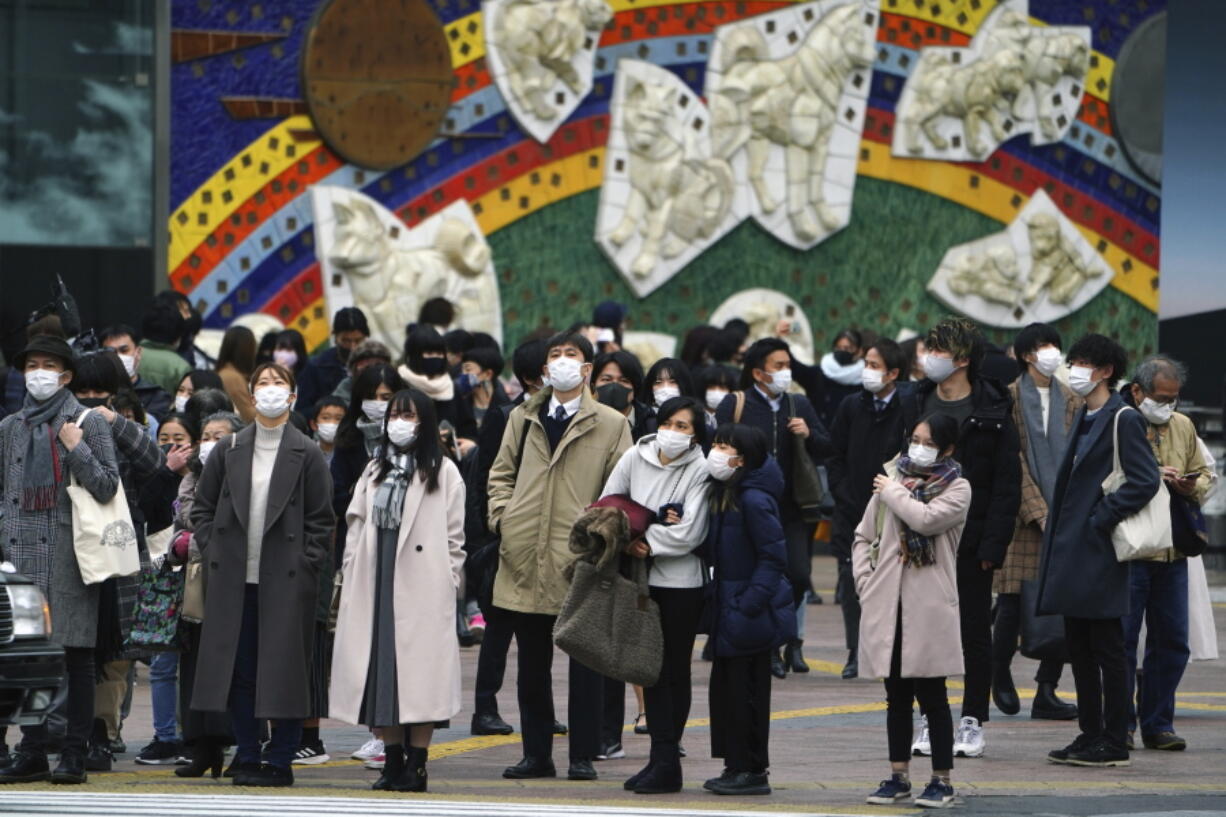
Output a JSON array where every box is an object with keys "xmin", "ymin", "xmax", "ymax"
[
  {"xmin": 329, "ymin": 457, "xmax": 466, "ymax": 725},
  {"xmin": 851, "ymin": 470, "xmax": 971, "ymax": 679}
]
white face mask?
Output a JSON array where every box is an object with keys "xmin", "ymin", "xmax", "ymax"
[
  {"xmin": 25, "ymin": 369, "xmax": 63, "ymax": 402},
  {"xmin": 861, "ymin": 368, "xmax": 887, "ymax": 394},
  {"xmin": 764, "ymin": 367, "xmax": 792, "ymax": 396},
  {"xmin": 705, "ymin": 389, "xmax": 728, "ymax": 412},
  {"xmin": 198, "ymin": 440, "xmax": 217, "ymax": 465},
  {"xmin": 1033, "ymin": 346, "xmax": 1063, "ymax": 378},
  {"xmin": 1067, "ymin": 365, "xmax": 1098, "ymax": 397},
  {"xmin": 362, "ymin": 399, "xmax": 388, "ymax": 422},
  {"xmin": 273, "ymin": 349, "xmax": 299, "ymax": 369},
  {"xmin": 907, "ymin": 443, "xmax": 939, "ymax": 469},
  {"xmin": 1139, "ymin": 397, "xmax": 1174, "ymax": 425},
  {"xmin": 253, "ymin": 385, "xmax": 293, "ymax": 418},
  {"xmin": 922, "ymin": 353, "xmax": 957, "ymax": 383},
  {"xmin": 315, "ymin": 422, "xmax": 339, "ymax": 443},
  {"xmin": 546, "ymin": 356, "xmax": 585, "ymax": 392},
  {"xmin": 118, "ymin": 353, "xmax": 138, "ymax": 379},
  {"xmin": 387, "ymin": 419, "xmax": 418, "ymax": 448},
  {"xmin": 655, "ymin": 428, "xmax": 693, "ymax": 458},
  {"xmin": 653, "ymin": 385, "xmax": 681, "ymax": 407},
  {"xmin": 174, "ymin": 394, "xmax": 189, "ymax": 413},
  {"xmin": 706, "ymin": 449, "xmax": 739, "ymax": 481}
]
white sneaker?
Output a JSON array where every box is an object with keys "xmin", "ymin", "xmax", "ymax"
[
  {"xmin": 912, "ymin": 715, "xmax": 932, "ymax": 757},
  {"xmin": 953, "ymin": 716, "xmax": 985, "ymax": 758},
  {"xmin": 351, "ymin": 737, "xmax": 384, "ymax": 761}
]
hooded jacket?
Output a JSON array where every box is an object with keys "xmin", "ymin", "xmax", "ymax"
[
  {"xmin": 705, "ymin": 457, "xmax": 795, "ymax": 657},
  {"xmin": 600, "ymin": 434, "xmax": 711, "ymax": 588}
]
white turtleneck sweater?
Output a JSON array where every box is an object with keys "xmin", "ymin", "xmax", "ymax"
[{"xmin": 247, "ymin": 422, "xmax": 286, "ymax": 583}]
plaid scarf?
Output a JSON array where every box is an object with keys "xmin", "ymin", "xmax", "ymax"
[
  {"xmin": 372, "ymin": 452, "xmax": 415, "ymax": 530},
  {"xmin": 894, "ymin": 455, "xmax": 963, "ymax": 568},
  {"xmin": 19, "ymin": 388, "xmax": 72, "ymax": 511}
]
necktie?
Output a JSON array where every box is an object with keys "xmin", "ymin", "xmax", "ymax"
[
  {"xmin": 875, "ymin": 399, "xmax": 886, "ymax": 414},
  {"xmin": 553, "ymin": 405, "xmax": 568, "ymax": 421}
]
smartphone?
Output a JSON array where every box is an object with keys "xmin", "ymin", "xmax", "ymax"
[{"xmin": 1180, "ymin": 472, "xmax": 1200, "ymax": 480}]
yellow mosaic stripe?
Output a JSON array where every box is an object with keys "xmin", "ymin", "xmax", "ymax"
[
  {"xmin": 168, "ymin": 115, "xmax": 321, "ymax": 273},
  {"xmin": 282, "ymin": 296, "xmax": 332, "ymax": 351},
  {"xmin": 445, "ymin": 11, "xmax": 485, "ymax": 69},
  {"xmin": 469, "ymin": 147, "xmax": 606, "ymax": 235},
  {"xmin": 856, "ymin": 142, "xmax": 1158, "ymax": 312},
  {"xmin": 882, "ymin": 0, "xmax": 1000, "ymax": 36}
]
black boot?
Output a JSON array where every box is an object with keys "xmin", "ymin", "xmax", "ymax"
[
  {"xmin": 395, "ymin": 747, "xmax": 428, "ymax": 793},
  {"xmin": 634, "ymin": 744, "xmax": 682, "ymax": 794},
  {"xmin": 0, "ymin": 750, "xmax": 50, "ymax": 784},
  {"xmin": 785, "ymin": 640, "xmax": 809, "ymax": 673},
  {"xmin": 51, "ymin": 749, "xmax": 88, "ymax": 785},
  {"xmin": 85, "ymin": 719, "xmax": 113, "ymax": 772},
  {"xmin": 841, "ymin": 650, "xmax": 858, "ymax": 680},
  {"xmin": 176, "ymin": 738, "xmax": 224, "ymax": 779},
  {"xmin": 624, "ymin": 759, "xmax": 655, "ymax": 791},
  {"xmin": 373, "ymin": 744, "xmax": 405, "ymax": 791},
  {"xmin": 1031, "ymin": 682, "xmax": 1078, "ymax": 720},
  {"xmin": 992, "ymin": 662, "xmax": 1020, "ymax": 715},
  {"xmin": 770, "ymin": 649, "xmax": 787, "ymax": 680}
]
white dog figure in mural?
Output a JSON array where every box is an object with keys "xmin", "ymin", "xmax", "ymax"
[
  {"xmin": 947, "ymin": 245, "xmax": 1023, "ymax": 308},
  {"xmin": 493, "ymin": 0, "xmax": 613, "ymax": 121},
  {"xmin": 606, "ymin": 78, "xmax": 736, "ymax": 279},
  {"xmin": 328, "ymin": 199, "xmax": 496, "ymax": 349},
  {"xmin": 711, "ymin": 4, "xmax": 876, "ymax": 242},
  {"xmin": 1024, "ymin": 211, "xmax": 1103, "ymax": 306},
  {"xmin": 902, "ymin": 48, "xmax": 1027, "ymax": 157}
]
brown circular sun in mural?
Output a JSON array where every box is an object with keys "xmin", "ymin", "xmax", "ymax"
[{"xmin": 302, "ymin": 0, "xmax": 453, "ymax": 171}]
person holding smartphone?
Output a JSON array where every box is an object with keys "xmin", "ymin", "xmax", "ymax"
[{"xmin": 598, "ymin": 396, "xmax": 712, "ymax": 794}]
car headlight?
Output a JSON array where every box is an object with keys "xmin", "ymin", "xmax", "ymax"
[{"xmin": 7, "ymin": 585, "xmax": 51, "ymax": 638}]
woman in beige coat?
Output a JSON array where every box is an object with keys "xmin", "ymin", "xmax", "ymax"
[
  {"xmin": 330, "ymin": 388, "xmax": 465, "ymax": 793},
  {"xmin": 852, "ymin": 414, "xmax": 971, "ymax": 810}
]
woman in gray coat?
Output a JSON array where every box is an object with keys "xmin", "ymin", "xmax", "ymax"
[
  {"xmin": 0, "ymin": 336, "xmax": 120, "ymax": 785},
  {"xmin": 191, "ymin": 363, "xmax": 334, "ymax": 787}
]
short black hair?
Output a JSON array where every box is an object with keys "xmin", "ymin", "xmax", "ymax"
[
  {"xmin": 418, "ymin": 297, "xmax": 455, "ymax": 327},
  {"xmin": 511, "ymin": 338, "xmax": 548, "ymax": 389},
  {"xmin": 868, "ymin": 338, "xmax": 905, "ymax": 378},
  {"xmin": 679, "ymin": 325, "xmax": 718, "ymax": 368},
  {"xmin": 656, "ymin": 395, "xmax": 708, "ymax": 451},
  {"xmin": 470, "ymin": 332, "xmax": 499, "ymax": 351},
  {"xmin": 915, "ymin": 412, "xmax": 960, "ymax": 454},
  {"xmin": 739, "ymin": 337, "xmax": 790, "ymax": 390},
  {"xmin": 100, "ymin": 324, "xmax": 139, "ymax": 345},
  {"xmin": 312, "ymin": 396, "xmax": 347, "ymax": 420},
  {"xmin": 404, "ymin": 324, "xmax": 446, "ymax": 370},
  {"xmin": 180, "ymin": 369, "xmax": 224, "ymax": 393},
  {"xmin": 141, "ymin": 299, "xmax": 186, "ymax": 345},
  {"xmin": 158, "ymin": 411, "xmax": 200, "ymax": 443},
  {"xmin": 592, "ymin": 350, "xmax": 644, "ymax": 393},
  {"xmin": 72, "ymin": 350, "xmax": 127, "ymax": 394},
  {"xmin": 444, "ymin": 329, "xmax": 474, "ymax": 355},
  {"xmin": 337, "ymin": 362, "xmax": 406, "ymax": 450},
  {"xmin": 723, "ymin": 319, "xmax": 750, "ymax": 339},
  {"xmin": 110, "ymin": 389, "xmax": 146, "ymax": 425},
  {"xmin": 695, "ymin": 363, "xmax": 738, "ymax": 393},
  {"xmin": 545, "ymin": 330, "xmax": 594, "ymax": 363},
  {"xmin": 712, "ymin": 422, "xmax": 768, "ymax": 471},
  {"xmin": 332, "ymin": 306, "xmax": 369, "ymax": 336},
  {"xmin": 706, "ymin": 328, "xmax": 745, "ymax": 365},
  {"xmin": 462, "ymin": 345, "xmax": 504, "ymax": 376},
  {"xmin": 833, "ymin": 328, "xmax": 863, "ymax": 350},
  {"xmin": 641, "ymin": 357, "xmax": 696, "ymax": 404},
  {"xmin": 1066, "ymin": 333, "xmax": 1129, "ymax": 388},
  {"xmin": 926, "ymin": 317, "xmax": 984, "ymax": 380},
  {"xmin": 1013, "ymin": 322, "xmax": 1063, "ymax": 361}
]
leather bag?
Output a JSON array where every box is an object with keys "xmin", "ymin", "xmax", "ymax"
[{"xmin": 1019, "ymin": 578, "xmax": 1068, "ymax": 662}]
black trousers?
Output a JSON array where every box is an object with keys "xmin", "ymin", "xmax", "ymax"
[
  {"xmin": 885, "ymin": 614, "xmax": 953, "ymax": 771},
  {"xmin": 992, "ymin": 592, "xmax": 1065, "ymax": 685},
  {"xmin": 783, "ymin": 517, "xmax": 814, "ymax": 612},
  {"xmin": 709, "ymin": 651, "xmax": 771, "ymax": 773},
  {"xmin": 831, "ymin": 524, "xmax": 860, "ymax": 652},
  {"xmin": 507, "ymin": 610, "xmax": 603, "ymax": 762},
  {"xmin": 474, "ymin": 605, "xmax": 515, "ymax": 718},
  {"xmin": 1065, "ymin": 616, "xmax": 1128, "ymax": 747},
  {"xmin": 602, "ymin": 679, "xmax": 625, "ymax": 747},
  {"xmin": 20, "ymin": 646, "xmax": 93, "ymax": 756},
  {"xmin": 956, "ymin": 556, "xmax": 993, "ymax": 722},
  {"xmin": 644, "ymin": 587, "xmax": 703, "ymax": 752}
]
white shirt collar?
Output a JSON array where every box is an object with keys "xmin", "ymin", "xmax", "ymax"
[
  {"xmin": 874, "ymin": 388, "xmax": 897, "ymax": 406},
  {"xmin": 548, "ymin": 392, "xmax": 583, "ymax": 419},
  {"xmin": 754, "ymin": 384, "xmax": 782, "ymax": 412}
]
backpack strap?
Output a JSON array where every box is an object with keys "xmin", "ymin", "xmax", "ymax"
[{"xmin": 733, "ymin": 390, "xmax": 746, "ymax": 424}]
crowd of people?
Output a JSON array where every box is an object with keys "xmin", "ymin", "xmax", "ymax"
[{"xmin": 0, "ymin": 290, "xmax": 1215, "ymax": 808}]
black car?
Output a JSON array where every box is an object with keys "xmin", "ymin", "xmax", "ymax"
[{"xmin": 0, "ymin": 564, "xmax": 64, "ymax": 727}]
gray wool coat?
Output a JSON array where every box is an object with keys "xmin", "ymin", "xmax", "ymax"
[
  {"xmin": 0, "ymin": 396, "xmax": 120, "ymax": 648},
  {"xmin": 1035, "ymin": 393, "xmax": 1161, "ymax": 620},
  {"xmin": 190, "ymin": 422, "xmax": 334, "ymax": 718}
]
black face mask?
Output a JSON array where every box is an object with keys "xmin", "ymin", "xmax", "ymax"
[
  {"xmin": 159, "ymin": 442, "xmax": 174, "ymax": 455},
  {"xmin": 77, "ymin": 396, "xmax": 108, "ymax": 408},
  {"xmin": 595, "ymin": 382, "xmax": 632, "ymax": 412},
  {"xmin": 185, "ymin": 311, "xmax": 203, "ymax": 338},
  {"xmin": 336, "ymin": 345, "xmax": 351, "ymax": 364},
  {"xmin": 419, "ymin": 357, "xmax": 447, "ymax": 376},
  {"xmin": 833, "ymin": 349, "xmax": 856, "ymax": 366}
]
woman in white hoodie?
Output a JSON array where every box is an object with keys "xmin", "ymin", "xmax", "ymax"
[{"xmin": 600, "ymin": 396, "xmax": 712, "ymax": 795}]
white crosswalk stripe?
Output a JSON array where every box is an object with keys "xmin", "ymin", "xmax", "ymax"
[{"xmin": 0, "ymin": 792, "xmax": 866, "ymax": 817}]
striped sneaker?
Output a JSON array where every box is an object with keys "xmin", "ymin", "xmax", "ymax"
[{"xmin": 291, "ymin": 743, "xmax": 330, "ymax": 765}]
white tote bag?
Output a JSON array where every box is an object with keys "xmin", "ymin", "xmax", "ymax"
[
  {"xmin": 1102, "ymin": 406, "xmax": 1172, "ymax": 562},
  {"xmin": 67, "ymin": 412, "xmax": 140, "ymax": 584}
]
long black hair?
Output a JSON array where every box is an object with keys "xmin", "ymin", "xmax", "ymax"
[
  {"xmin": 275, "ymin": 329, "xmax": 309, "ymax": 375},
  {"xmin": 915, "ymin": 412, "xmax": 959, "ymax": 458},
  {"xmin": 337, "ymin": 363, "xmax": 405, "ymax": 450},
  {"xmin": 710, "ymin": 422, "xmax": 768, "ymax": 510},
  {"xmin": 656, "ymin": 396, "xmax": 708, "ymax": 451},
  {"xmin": 641, "ymin": 357, "xmax": 696, "ymax": 405},
  {"xmin": 375, "ymin": 389, "xmax": 444, "ymax": 493}
]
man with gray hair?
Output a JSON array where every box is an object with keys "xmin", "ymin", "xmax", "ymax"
[{"xmin": 1121, "ymin": 355, "xmax": 1212, "ymax": 752}]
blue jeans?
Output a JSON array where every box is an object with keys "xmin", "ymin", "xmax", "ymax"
[
  {"xmin": 230, "ymin": 585, "xmax": 303, "ymax": 769},
  {"xmin": 1122, "ymin": 558, "xmax": 1190, "ymax": 736},
  {"xmin": 150, "ymin": 652, "xmax": 179, "ymax": 743}
]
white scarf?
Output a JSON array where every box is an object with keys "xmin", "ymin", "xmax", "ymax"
[
  {"xmin": 820, "ymin": 352, "xmax": 865, "ymax": 386},
  {"xmin": 398, "ymin": 365, "xmax": 455, "ymax": 401}
]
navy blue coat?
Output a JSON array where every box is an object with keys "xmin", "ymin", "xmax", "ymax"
[
  {"xmin": 705, "ymin": 457, "xmax": 796, "ymax": 657},
  {"xmin": 297, "ymin": 347, "xmax": 348, "ymax": 413},
  {"xmin": 1035, "ymin": 393, "xmax": 1160, "ymax": 620}
]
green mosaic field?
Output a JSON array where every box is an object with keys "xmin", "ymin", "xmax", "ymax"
[{"xmin": 488, "ymin": 177, "xmax": 1157, "ymax": 360}]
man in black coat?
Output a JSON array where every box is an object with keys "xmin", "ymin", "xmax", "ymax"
[
  {"xmin": 900, "ymin": 318, "xmax": 1021, "ymax": 758},
  {"xmin": 296, "ymin": 307, "xmax": 369, "ymax": 411},
  {"xmin": 716, "ymin": 337, "xmax": 830, "ymax": 677},
  {"xmin": 1037, "ymin": 335, "xmax": 1159, "ymax": 767},
  {"xmin": 827, "ymin": 338, "xmax": 908, "ymax": 680}
]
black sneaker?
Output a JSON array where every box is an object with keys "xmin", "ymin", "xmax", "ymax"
[
  {"xmin": 1047, "ymin": 732, "xmax": 1095, "ymax": 765},
  {"xmin": 84, "ymin": 743, "xmax": 114, "ymax": 772},
  {"xmin": 866, "ymin": 773, "xmax": 912, "ymax": 804},
  {"xmin": 1065, "ymin": 736, "xmax": 1130, "ymax": 767},
  {"xmin": 595, "ymin": 741, "xmax": 624, "ymax": 761},
  {"xmin": 1142, "ymin": 731, "xmax": 1187, "ymax": 751},
  {"xmin": 291, "ymin": 743, "xmax": 331, "ymax": 765},
  {"xmin": 709, "ymin": 770, "xmax": 771, "ymax": 796},
  {"xmin": 135, "ymin": 738, "xmax": 183, "ymax": 765}
]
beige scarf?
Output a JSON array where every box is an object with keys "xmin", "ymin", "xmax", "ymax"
[{"xmin": 398, "ymin": 365, "xmax": 455, "ymax": 401}]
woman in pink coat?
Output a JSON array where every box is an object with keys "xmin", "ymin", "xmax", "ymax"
[
  {"xmin": 330, "ymin": 389, "xmax": 466, "ymax": 793},
  {"xmin": 852, "ymin": 414, "xmax": 971, "ymax": 810}
]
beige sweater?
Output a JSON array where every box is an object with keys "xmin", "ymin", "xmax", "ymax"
[{"xmin": 247, "ymin": 422, "xmax": 286, "ymax": 583}]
